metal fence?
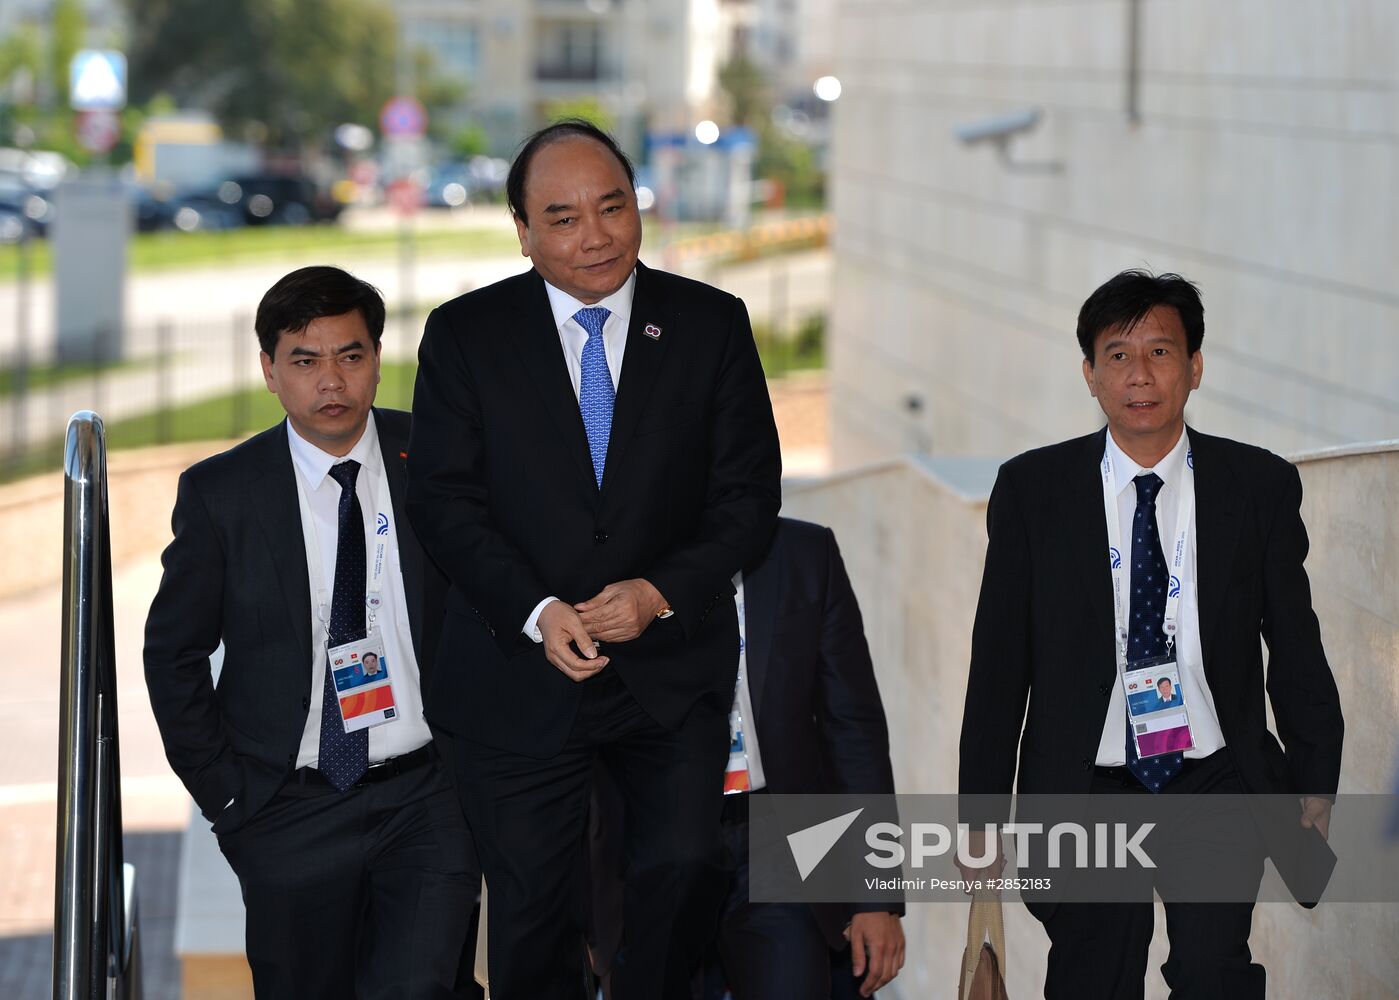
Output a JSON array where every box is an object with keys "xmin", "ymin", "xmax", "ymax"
[
  {"xmin": 1, "ymin": 299, "xmax": 823, "ymax": 484},
  {"xmin": 1, "ymin": 309, "xmax": 431, "ymax": 482}
]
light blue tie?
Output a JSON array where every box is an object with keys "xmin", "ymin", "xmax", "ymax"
[{"xmin": 574, "ymin": 306, "xmax": 614, "ymax": 488}]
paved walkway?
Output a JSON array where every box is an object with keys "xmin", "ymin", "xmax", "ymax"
[{"xmin": 0, "ymin": 556, "xmax": 190, "ymax": 1000}]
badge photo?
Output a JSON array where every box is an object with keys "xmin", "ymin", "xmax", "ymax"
[{"xmin": 327, "ymin": 635, "xmax": 399, "ymax": 733}]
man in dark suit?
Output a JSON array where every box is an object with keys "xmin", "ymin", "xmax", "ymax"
[
  {"xmin": 958, "ymin": 270, "xmax": 1344, "ymax": 998},
  {"xmin": 144, "ymin": 266, "xmax": 478, "ymax": 999},
  {"xmin": 408, "ymin": 120, "xmax": 782, "ymax": 999},
  {"xmin": 588, "ymin": 517, "xmax": 905, "ymax": 999}
]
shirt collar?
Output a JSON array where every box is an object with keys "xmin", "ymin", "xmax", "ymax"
[
  {"xmin": 1106, "ymin": 426, "xmax": 1190, "ymax": 497},
  {"xmin": 543, "ymin": 269, "xmax": 637, "ymax": 334},
  {"xmin": 286, "ymin": 410, "xmax": 381, "ymax": 491}
]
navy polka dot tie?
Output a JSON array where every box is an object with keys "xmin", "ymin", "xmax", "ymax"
[
  {"xmin": 318, "ymin": 460, "xmax": 369, "ymax": 791},
  {"xmin": 1124, "ymin": 473, "xmax": 1183, "ymax": 791},
  {"xmin": 574, "ymin": 306, "xmax": 614, "ymax": 488}
]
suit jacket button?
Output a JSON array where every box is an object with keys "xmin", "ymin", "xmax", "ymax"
[
  {"xmin": 1098, "ymin": 683, "xmax": 1110, "ymax": 696},
  {"xmin": 594, "ymin": 531, "xmax": 609, "ymax": 544},
  {"xmin": 302, "ymin": 696, "xmax": 310, "ymax": 709},
  {"xmin": 1081, "ymin": 759, "xmax": 1092, "ymax": 771}
]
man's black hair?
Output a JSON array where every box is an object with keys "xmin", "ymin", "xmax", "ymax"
[
  {"xmin": 507, "ymin": 118, "xmax": 636, "ymax": 226},
  {"xmin": 1076, "ymin": 269, "xmax": 1204, "ymax": 363},
  {"xmin": 255, "ymin": 265, "xmax": 386, "ymax": 357}
]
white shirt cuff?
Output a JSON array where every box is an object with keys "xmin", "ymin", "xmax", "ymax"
[{"xmin": 524, "ymin": 597, "xmax": 562, "ymax": 642}]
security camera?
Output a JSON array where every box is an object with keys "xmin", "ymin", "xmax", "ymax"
[
  {"xmin": 952, "ymin": 108, "xmax": 1062, "ymax": 174},
  {"xmin": 952, "ymin": 108, "xmax": 1041, "ymax": 146}
]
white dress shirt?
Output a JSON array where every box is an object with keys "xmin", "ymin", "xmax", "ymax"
[
  {"xmin": 287, "ymin": 413, "xmax": 433, "ymax": 767},
  {"xmin": 523, "ymin": 271, "xmax": 638, "ymax": 640},
  {"xmin": 1094, "ymin": 428, "xmax": 1227, "ymax": 766}
]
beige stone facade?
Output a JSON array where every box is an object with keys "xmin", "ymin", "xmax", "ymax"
[{"xmin": 827, "ymin": 1, "xmax": 1399, "ymax": 467}]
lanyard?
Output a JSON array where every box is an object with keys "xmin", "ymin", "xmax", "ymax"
[
  {"xmin": 291, "ymin": 452, "xmax": 392, "ymax": 642},
  {"xmin": 1100, "ymin": 439, "xmax": 1194, "ymax": 668},
  {"xmin": 734, "ymin": 572, "xmax": 748, "ymax": 672},
  {"xmin": 725, "ymin": 570, "xmax": 760, "ymax": 794}
]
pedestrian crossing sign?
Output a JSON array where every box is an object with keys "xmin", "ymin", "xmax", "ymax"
[{"xmin": 70, "ymin": 50, "xmax": 127, "ymax": 111}]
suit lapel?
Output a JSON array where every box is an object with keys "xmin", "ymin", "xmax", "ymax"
[
  {"xmin": 600, "ymin": 263, "xmax": 674, "ymax": 503},
  {"xmin": 248, "ymin": 422, "xmax": 313, "ymax": 665},
  {"xmin": 375, "ymin": 412, "xmax": 425, "ymax": 656},
  {"xmin": 1187, "ymin": 428, "xmax": 1241, "ymax": 678},
  {"xmin": 1071, "ymin": 428, "xmax": 1117, "ymax": 682},
  {"xmin": 742, "ymin": 532, "xmax": 783, "ymax": 725},
  {"xmin": 511, "ymin": 270, "xmax": 600, "ymax": 497}
]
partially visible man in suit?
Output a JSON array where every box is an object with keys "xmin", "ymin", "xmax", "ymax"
[
  {"xmin": 588, "ymin": 517, "xmax": 905, "ymax": 999},
  {"xmin": 958, "ymin": 270, "xmax": 1344, "ymax": 999},
  {"xmin": 408, "ymin": 120, "xmax": 781, "ymax": 999},
  {"xmin": 145, "ymin": 266, "xmax": 478, "ymax": 999}
]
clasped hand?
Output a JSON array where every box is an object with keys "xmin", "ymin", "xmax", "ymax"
[{"xmin": 538, "ymin": 579, "xmax": 667, "ymax": 682}]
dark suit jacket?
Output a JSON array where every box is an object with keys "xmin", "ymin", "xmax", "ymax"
[
  {"xmin": 589, "ymin": 518, "xmax": 902, "ymax": 963},
  {"xmin": 959, "ymin": 426, "xmax": 1344, "ymax": 903},
  {"xmin": 407, "ymin": 262, "xmax": 782, "ymax": 756},
  {"xmin": 144, "ymin": 409, "xmax": 446, "ymax": 834}
]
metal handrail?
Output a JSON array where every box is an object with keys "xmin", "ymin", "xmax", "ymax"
[{"xmin": 53, "ymin": 411, "xmax": 142, "ymax": 1000}]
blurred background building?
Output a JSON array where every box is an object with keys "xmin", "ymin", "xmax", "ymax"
[
  {"xmin": 394, "ymin": 0, "xmax": 733, "ymax": 155},
  {"xmin": 827, "ymin": 0, "xmax": 1399, "ymax": 464}
]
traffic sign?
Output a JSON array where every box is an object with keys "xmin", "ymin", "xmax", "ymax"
[
  {"xmin": 70, "ymin": 50, "xmax": 127, "ymax": 111},
  {"xmin": 380, "ymin": 97, "xmax": 427, "ymax": 139},
  {"xmin": 75, "ymin": 110, "xmax": 122, "ymax": 154}
]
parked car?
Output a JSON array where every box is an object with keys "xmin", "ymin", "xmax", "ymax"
[
  {"xmin": 421, "ymin": 163, "xmax": 474, "ymax": 209},
  {"xmin": 136, "ymin": 188, "xmax": 244, "ymax": 232},
  {"xmin": 214, "ymin": 173, "xmax": 345, "ymax": 226},
  {"xmin": 0, "ymin": 205, "xmax": 28, "ymax": 244},
  {"xmin": 0, "ymin": 176, "xmax": 55, "ymax": 238}
]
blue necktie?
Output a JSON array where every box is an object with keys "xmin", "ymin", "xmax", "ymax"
[
  {"xmin": 318, "ymin": 460, "xmax": 369, "ymax": 791},
  {"xmin": 575, "ymin": 306, "xmax": 614, "ymax": 488},
  {"xmin": 1124, "ymin": 472, "xmax": 1183, "ymax": 791}
]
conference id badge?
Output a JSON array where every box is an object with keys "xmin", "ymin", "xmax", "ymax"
[
  {"xmin": 326, "ymin": 634, "xmax": 398, "ymax": 733},
  {"xmin": 1121, "ymin": 655, "xmax": 1195, "ymax": 759},
  {"xmin": 724, "ymin": 704, "xmax": 751, "ymax": 795}
]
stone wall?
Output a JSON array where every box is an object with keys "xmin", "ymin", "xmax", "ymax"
[{"xmin": 828, "ymin": 1, "xmax": 1399, "ymax": 467}]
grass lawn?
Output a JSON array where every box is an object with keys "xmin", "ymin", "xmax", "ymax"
[
  {"xmin": 0, "ymin": 224, "xmax": 521, "ymax": 281},
  {"xmin": 2, "ymin": 325, "xmax": 824, "ymax": 484},
  {"xmin": 0, "ymin": 215, "xmax": 748, "ymax": 282},
  {"xmin": 0, "ymin": 356, "xmax": 151, "ymax": 398}
]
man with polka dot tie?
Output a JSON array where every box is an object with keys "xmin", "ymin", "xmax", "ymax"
[
  {"xmin": 958, "ymin": 270, "xmax": 1343, "ymax": 998},
  {"xmin": 145, "ymin": 266, "xmax": 480, "ymax": 999},
  {"xmin": 409, "ymin": 120, "xmax": 781, "ymax": 998}
]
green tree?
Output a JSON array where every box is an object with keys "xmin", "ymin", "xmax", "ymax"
[
  {"xmin": 450, "ymin": 124, "xmax": 489, "ymax": 160},
  {"xmin": 0, "ymin": 28, "xmax": 43, "ymax": 141},
  {"xmin": 51, "ymin": 0, "xmax": 85, "ymax": 108},
  {"xmin": 411, "ymin": 47, "xmax": 467, "ymax": 144},
  {"xmin": 541, "ymin": 97, "xmax": 614, "ymax": 133},
  {"xmin": 717, "ymin": 53, "xmax": 825, "ymax": 208},
  {"xmin": 717, "ymin": 52, "xmax": 767, "ymax": 129},
  {"xmin": 124, "ymin": 0, "xmax": 423, "ymax": 150}
]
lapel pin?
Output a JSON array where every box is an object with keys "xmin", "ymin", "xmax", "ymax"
[{"xmin": 643, "ymin": 323, "xmax": 662, "ymax": 340}]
